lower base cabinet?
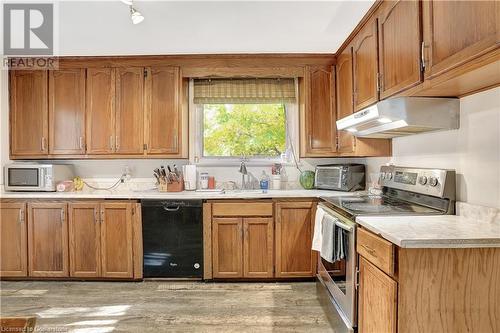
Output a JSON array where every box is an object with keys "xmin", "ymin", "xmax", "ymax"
[
  {"xmin": 208, "ymin": 200, "xmax": 317, "ymax": 280},
  {"xmin": 0, "ymin": 200, "xmax": 141, "ymax": 280},
  {"xmin": 0, "ymin": 202, "xmax": 27, "ymax": 277},
  {"xmin": 212, "ymin": 217, "xmax": 273, "ymax": 279},
  {"xmin": 358, "ymin": 256, "xmax": 397, "ymax": 333}
]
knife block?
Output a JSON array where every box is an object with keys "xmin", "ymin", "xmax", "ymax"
[{"xmin": 158, "ymin": 177, "xmax": 184, "ymax": 192}]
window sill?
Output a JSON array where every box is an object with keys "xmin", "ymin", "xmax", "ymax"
[{"xmin": 193, "ymin": 158, "xmax": 300, "ymax": 168}]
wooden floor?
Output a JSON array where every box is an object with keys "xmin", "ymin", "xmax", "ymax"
[{"xmin": 0, "ymin": 281, "xmax": 337, "ymax": 332}]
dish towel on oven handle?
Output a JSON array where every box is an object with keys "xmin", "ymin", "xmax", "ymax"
[
  {"xmin": 312, "ymin": 206, "xmax": 326, "ymax": 252},
  {"xmin": 320, "ymin": 213, "xmax": 337, "ymax": 263}
]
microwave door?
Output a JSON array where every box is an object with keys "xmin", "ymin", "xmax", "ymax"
[{"xmin": 8, "ymin": 168, "xmax": 39, "ymax": 187}]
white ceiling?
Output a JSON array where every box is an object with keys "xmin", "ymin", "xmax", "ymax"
[{"xmin": 57, "ymin": 0, "xmax": 375, "ymax": 55}]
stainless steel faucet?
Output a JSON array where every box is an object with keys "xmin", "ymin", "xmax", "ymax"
[{"xmin": 238, "ymin": 160, "xmax": 248, "ymax": 190}]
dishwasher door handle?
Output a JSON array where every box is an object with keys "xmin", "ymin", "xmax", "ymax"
[{"xmin": 163, "ymin": 205, "xmax": 181, "ymax": 212}]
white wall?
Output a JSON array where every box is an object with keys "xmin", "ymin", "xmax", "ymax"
[{"xmin": 365, "ymin": 87, "xmax": 500, "ymax": 209}]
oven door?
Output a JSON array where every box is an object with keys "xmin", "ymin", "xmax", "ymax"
[
  {"xmin": 5, "ymin": 166, "xmax": 43, "ymax": 191},
  {"xmin": 317, "ymin": 203, "xmax": 357, "ymax": 329}
]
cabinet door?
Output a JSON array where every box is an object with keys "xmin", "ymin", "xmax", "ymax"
[
  {"xmin": 275, "ymin": 202, "xmax": 316, "ymax": 277},
  {"xmin": 86, "ymin": 68, "xmax": 115, "ymax": 154},
  {"xmin": 378, "ymin": 0, "xmax": 422, "ymax": 99},
  {"xmin": 353, "ymin": 18, "xmax": 379, "ymax": 111},
  {"xmin": 145, "ymin": 67, "xmax": 181, "ymax": 155},
  {"xmin": 243, "ymin": 218, "xmax": 273, "ymax": 278},
  {"xmin": 358, "ymin": 256, "xmax": 397, "ymax": 333},
  {"xmin": 100, "ymin": 202, "xmax": 133, "ymax": 278},
  {"xmin": 27, "ymin": 203, "xmax": 68, "ymax": 277},
  {"xmin": 0, "ymin": 202, "xmax": 27, "ymax": 277},
  {"xmin": 303, "ymin": 66, "xmax": 337, "ymax": 157},
  {"xmin": 49, "ymin": 69, "xmax": 86, "ymax": 155},
  {"xmin": 10, "ymin": 70, "xmax": 48, "ymax": 157},
  {"xmin": 336, "ymin": 47, "xmax": 355, "ymax": 153},
  {"xmin": 68, "ymin": 202, "xmax": 101, "ymax": 278},
  {"xmin": 212, "ymin": 217, "xmax": 243, "ymax": 278},
  {"xmin": 115, "ymin": 68, "xmax": 145, "ymax": 154},
  {"xmin": 423, "ymin": 0, "xmax": 499, "ymax": 79}
]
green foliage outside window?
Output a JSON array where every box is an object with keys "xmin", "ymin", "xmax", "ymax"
[{"xmin": 203, "ymin": 104, "xmax": 286, "ymax": 157}]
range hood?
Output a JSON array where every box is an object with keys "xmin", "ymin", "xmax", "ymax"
[{"xmin": 336, "ymin": 97, "xmax": 460, "ymax": 139}]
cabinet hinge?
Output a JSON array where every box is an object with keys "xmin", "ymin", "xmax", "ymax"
[
  {"xmin": 144, "ymin": 69, "xmax": 148, "ymax": 77},
  {"xmin": 420, "ymin": 42, "xmax": 426, "ymax": 71},
  {"xmin": 132, "ymin": 206, "xmax": 135, "ymax": 215},
  {"xmin": 376, "ymin": 73, "xmax": 381, "ymax": 92},
  {"xmin": 355, "ymin": 266, "xmax": 360, "ymax": 290},
  {"xmin": 143, "ymin": 143, "xmax": 148, "ymax": 151}
]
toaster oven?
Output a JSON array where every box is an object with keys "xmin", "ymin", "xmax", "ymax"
[
  {"xmin": 4, "ymin": 163, "xmax": 74, "ymax": 192},
  {"xmin": 315, "ymin": 164, "xmax": 365, "ymax": 191}
]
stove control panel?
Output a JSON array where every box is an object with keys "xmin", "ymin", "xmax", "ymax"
[{"xmin": 379, "ymin": 166, "xmax": 455, "ymax": 199}]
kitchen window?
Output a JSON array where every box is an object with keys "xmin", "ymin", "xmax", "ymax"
[{"xmin": 190, "ymin": 78, "xmax": 299, "ymax": 164}]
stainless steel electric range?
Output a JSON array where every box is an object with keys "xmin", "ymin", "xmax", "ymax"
[{"xmin": 316, "ymin": 165, "xmax": 456, "ymax": 332}]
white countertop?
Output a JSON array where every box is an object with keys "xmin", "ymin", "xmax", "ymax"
[
  {"xmin": 356, "ymin": 215, "xmax": 500, "ymax": 248},
  {"xmin": 0, "ymin": 188, "xmax": 355, "ymax": 200}
]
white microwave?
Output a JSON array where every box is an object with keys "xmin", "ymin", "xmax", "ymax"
[{"xmin": 4, "ymin": 163, "xmax": 74, "ymax": 192}]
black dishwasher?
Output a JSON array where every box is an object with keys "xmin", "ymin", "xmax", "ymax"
[{"xmin": 141, "ymin": 200, "xmax": 203, "ymax": 278}]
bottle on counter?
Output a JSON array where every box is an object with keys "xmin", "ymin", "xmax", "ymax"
[{"xmin": 259, "ymin": 170, "xmax": 270, "ymax": 193}]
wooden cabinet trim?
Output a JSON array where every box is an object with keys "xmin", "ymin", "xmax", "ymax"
[{"xmin": 212, "ymin": 202, "xmax": 273, "ymax": 217}]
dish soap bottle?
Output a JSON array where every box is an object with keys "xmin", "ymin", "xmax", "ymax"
[{"xmin": 259, "ymin": 170, "xmax": 270, "ymax": 193}]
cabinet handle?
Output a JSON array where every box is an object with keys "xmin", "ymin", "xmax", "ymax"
[
  {"xmin": 60, "ymin": 209, "xmax": 65, "ymax": 222},
  {"xmin": 100, "ymin": 209, "xmax": 104, "ymax": 223},
  {"xmin": 109, "ymin": 136, "xmax": 114, "ymax": 151},
  {"xmin": 421, "ymin": 41, "xmax": 426, "ymax": 71},
  {"xmin": 18, "ymin": 210, "xmax": 24, "ymax": 223},
  {"xmin": 116, "ymin": 136, "xmax": 120, "ymax": 150},
  {"xmin": 361, "ymin": 244, "xmax": 376, "ymax": 257},
  {"xmin": 41, "ymin": 137, "xmax": 47, "ymax": 151},
  {"xmin": 79, "ymin": 136, "xmax": 84, "ymax": 150},
  {"xmin": 94, "ymin": 210, "xmax": 99, "ymax": 224}
]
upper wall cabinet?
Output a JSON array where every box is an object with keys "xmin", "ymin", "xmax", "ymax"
[
  {"xmin": 353, "ymin": 18, "xmax": 379, "ymax": 112},
  {"xmin": 377, "ymin": 0, "xmax": 422, "ymax": 99},
  {"xmin": 49, "ymin": 69, "xmax": 86, "ymax": 155},
  {"xmin": 145, "ymin": 66, "xmax": 182, "ymax": 156},
  {"xmin": 336, "ymin": 46, "xmax": 355, "ymax": 154},
  {"xmin": 115, "ymin": 68, "xmax": 145, "ymax": 155},
  {"xmin": 10, "ymin": 70, "xmax": 48, "ymax": 157},
  {"xmin": 422, "ymin": 0, "xmax": 499, "ymax": 79},
  {"xmin": 302, "ymin": 65, "xmax": 337, "ymax": 157},
  {"xmin": 86, "ymin": 68, "xmax": 116, "ymax": 154}
]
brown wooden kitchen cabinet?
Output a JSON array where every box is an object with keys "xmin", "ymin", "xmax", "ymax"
[
  {"xmin": 212, "ymin": 216, "xmax": 274, "ymax": 279},
  {"xmin": 353, "ymin": 17, "xmax": 379, "ymax": 111},
  {"xmin": 422, "ymin": 0, "xmax": 499, "ymax": 80},
  {"xmin": 358, "ymin": 256, "xmax": 397, "ymax": 333},
  {"xmin": 86, "ymin": 68, "xmax": 116, "ymax": 154},
  {"xmin": 9, "ymin": 70, "xmax": 48, "ymax": 157},
  {"xmin": 115, "ymin": 67, "xmax": 145, "ymax": 154},
  {"xmin": 49, "ymin": 69, "xmax": 86, "ymax": 155},
  {"xmin": 275, "ymin": 201, "xmax": 316, "ymax": 278},
  {"xmin": 0, "ymin": 202, "xmax": 28, "ymax": 277},
  {"xmin": 335, "ymin": 46, "xmax": 355, "ymax": 154},
  {"xmin": 212, "ymin": 217, "xmax": 243, "ymax": 278},
  {"xmin": 144, "ymin": 66, "xmax": 184, "ymax": 157},
  {"xmin": 377, "ymin": 0, "xmax": 422, "ymax": 99},
  {"xmin": 27, "ymin": 202, "xmax": 69, "ymax": 277},
  {"xmin": 100, "ymin": 202, "xmax": 135, "ymax": 278},
  {"xmin": 68, "ymin": 202, "xmax": 101, "ymax": 278},
  {"xmin": 302, "ymin": 66, "xmax": 337, "ymax": 157}
]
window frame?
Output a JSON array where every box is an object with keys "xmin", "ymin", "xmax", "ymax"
[{"xmin": 189, "ymin": 79, "xmax": 299, "ymax": 166}]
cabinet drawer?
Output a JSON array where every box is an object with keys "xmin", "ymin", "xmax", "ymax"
[
  {"xmin": 212, "ymin": 203, "xmax": 273, "ymax": 217},
  {"xmin": 357, "ymin": 228, "xmax": 395, "ymax": 276}
]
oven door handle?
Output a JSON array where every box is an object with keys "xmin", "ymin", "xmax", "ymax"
[{"xmin": 334, "ymin": 220, "xmax": 354, "ymax": 232}]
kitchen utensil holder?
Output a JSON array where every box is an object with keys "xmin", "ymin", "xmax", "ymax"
[{"xmin": 157, "ymin": 177, "xmax": 184, "ymax": 192}]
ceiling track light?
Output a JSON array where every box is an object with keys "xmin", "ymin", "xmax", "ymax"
[{"xmin": 120, "ymin": 0, "xmax": 144, "ymax": 24}]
